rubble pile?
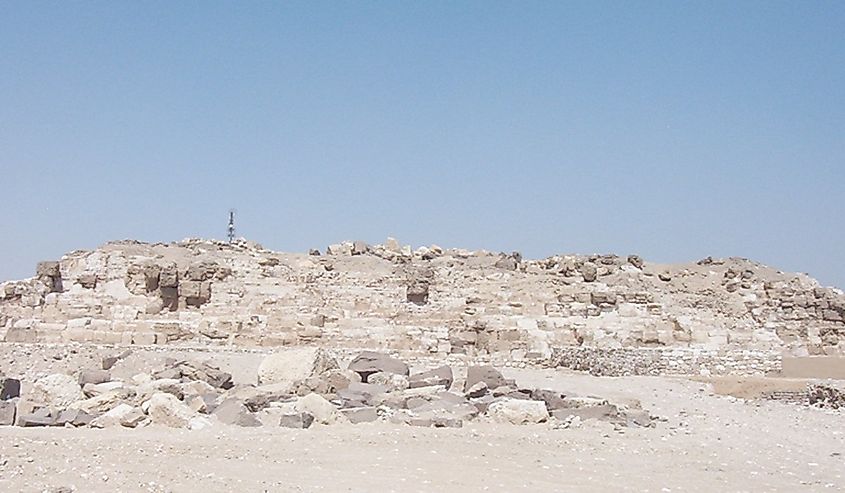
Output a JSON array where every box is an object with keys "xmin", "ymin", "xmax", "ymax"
[
  {"xmin": 0, "ymin": 348, "xmax": 654, "ymax": 430},
  {"xmin": 0, "ymin": 237, "xmax": 844, "ymax": 377},
  {"xmin": 808, "ymin": 382, "xmax": 845, "ymax": 409}
]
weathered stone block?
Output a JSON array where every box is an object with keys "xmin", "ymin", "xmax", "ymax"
[
  {"xmin": 591, "ymin": 292, "xmax": 617, "ymax": 307},
  {"xmin": 213, "ymin": 399, "xmax": 262, "ymax": 427},
  {"xmin": 179, "ymin": 280, "xmax": 202, "ymax": 298},
  {"xmin": 0, "ymin": 400, "xmax": 16, "ymax": 425},
  {"xmin": 160, "ymin": 286, "xmax": 178, "ymax": 311},
  {"xmin": 132, "ymin": 332, "xmax": 157, "ymax": 345},
  {"xmin": 407, "ymin": 282, "xmax": 430, "ymax": 305},
  {"xmin": 76, "ymin": 274, "xmax": 97, "ymax": 289},
  {"xmin": 159, "ymin": 264, "xmax": 179, "ymax": 288},
  {"xmin": 581, "ymin": 263, "xmax": 598, "ymax": 282},
  {"xmin": 279, "ymin": 412, "xmax": 314, "ymax": 429},
  {"xmin": 464, "ymin": 366, "xmax": 509, "ymax": 392},
  {"xmin": 36, "ymin": 261, "xmax": 61, "ymax": 278},
  {"xmin": 1, "ymin": 378, "xmax": 21, "ymax": 400},
  {"xmin": 78, "ymin": 369, "xmax": 111, "ymax": 386},
  {"xmin": 3, "ymin": 325, "xmax": 38, "ymax": 343}
]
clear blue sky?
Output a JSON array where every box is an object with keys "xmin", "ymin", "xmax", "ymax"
[{"xmin": 1, "ymin": 1, "xmax": 843, "ymax": 288}]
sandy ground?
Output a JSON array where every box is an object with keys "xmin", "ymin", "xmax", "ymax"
[
  {"xmin": 1, "ymin": 358, "xmax": 843, "ymax": 493},
  {"xmin": 0, "ymin": 370, "xmax": 845, "ymax": 492},
  {"xmin": 782, "ymin": 357, "xmax": 845, "ymax": 379}
]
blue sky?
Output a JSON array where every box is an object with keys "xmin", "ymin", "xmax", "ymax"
[{"xmin": 1, "ymin": 1, "xmax": 843, "ymax": 287}]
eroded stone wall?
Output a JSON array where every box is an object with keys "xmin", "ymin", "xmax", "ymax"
[{"xmin": 1, "ymin": 238, "xmax": 844, "ymax": 363}]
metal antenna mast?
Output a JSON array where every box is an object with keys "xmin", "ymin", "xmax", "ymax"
[{"xmin": 227, "ymin": 209, "xmax": 236, "ymax": 243}]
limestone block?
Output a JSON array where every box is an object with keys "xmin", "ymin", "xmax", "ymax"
[
  {"xmin": 294, "ymin": 393, "xmax": 348, "ymax": 425},
  {"xmin": 102, "ymin": 279, "xmax": 133, "ymax": 300},
  {"xmin": 92, "ymin": 331, "xmax": 123, "ymax": 344},
  {"xmin": 76, "ymin": 274, "xmax": 97, "ymax": 289},
  {"xmin": 132, "ymin": 332, "xmax": 157, "ymax": 345},
  {"xmin": 617, "ymin": 303, "xmax": 641, "ymax": 317},
  {"xmin": 487, "ymin": 398, "xmax": 549, "ymax": 424},
  {"xmin": 179, "ymin": 280, "xmax": 202, "ymax": 299},
  {"xmin": 159, "ymin": 264, "xmax": 179, "ymax": 288},
  {"xmin": 143, "ymin": 392, "xmax": 195, "ymax": 428},
  {"xmin": 257, "ymin": 347, "xmax": 339, "ymax": 389},
  {"xmin": 62, "ymin": 328, "xmax": 93, "ymax": 343},
  {"xmin": 29, "ymin": 374, "xmax": 85, "ymax": 408}
]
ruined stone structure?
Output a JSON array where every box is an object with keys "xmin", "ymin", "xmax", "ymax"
[{"xmin": 1, "ymin": 238, "xmax": 844, "ymax": 375}]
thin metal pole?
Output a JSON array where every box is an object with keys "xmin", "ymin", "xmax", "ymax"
[{"xmin": 228, "ymin": 210, "xmax": 235, "ymax": 243}]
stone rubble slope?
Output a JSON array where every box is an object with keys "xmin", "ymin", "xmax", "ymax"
[{"xmin": 0, "ymin": 237, "xmax": 842, "ymax": 361}]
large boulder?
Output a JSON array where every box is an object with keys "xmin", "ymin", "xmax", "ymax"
[
  {"xmin": 68, "ymin": 388, "xmax": 134, "ymax": 415},
  {"xmin": 90, "ymin": 404, "xmax": 144, "ymax": 428},
  {"xmin": 55, "ymin": 408, "xmax": 94, "ymax": 427},
  {"xmin": 257, "ymin": 348, "xmax": 339, "ymax": 390},
  {"xmin": 322, "ymin": 369, "xmax": 361, "ymax": 393},
  {"xmin": 295, "ymin": 393, "xmax": 348, "ymax": 425},
  {"xmin": 212, "ymin": 399, "xmax": 262, "ymax": 427},
  {"xmin": 78, "ymin": 369, "xmax": 111, "ymax": 386},
  {"xmin": 142, "ymin": 392, "xmax": 195, "ymax": 428},
  {"xmin": 29, "ymin": 374, "xmax": 85, "ymax": 408},
  {"xmin": 487, "ymin": 398, "xmax": 549, "ymax": 424},
  {"xmin": 16, "ymin": 407, "xmax": 57, "ymax": 427},
  {"xmin": 409, "ymin": 366, "xmax": 453, "ymax": 390},
  {"xmin": 463, "ymin": 366, "xmax": 509, "ymax": 392},
  {"xmin": 348, "ymin": 351, "xmax": 409, "ymax": 382}
]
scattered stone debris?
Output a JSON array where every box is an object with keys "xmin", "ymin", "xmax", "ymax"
[
  {"xmin": 808, "ymin": 383, "xmax": 845, "ymax": 409},
  {"xmin": 0, "ymin": 349, "xmax": 657, "ymax": 431}
]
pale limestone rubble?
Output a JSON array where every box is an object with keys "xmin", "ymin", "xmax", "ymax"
[{"xmin": 0, "ymin": 346, "xmax": 660, "ymax": 430}]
